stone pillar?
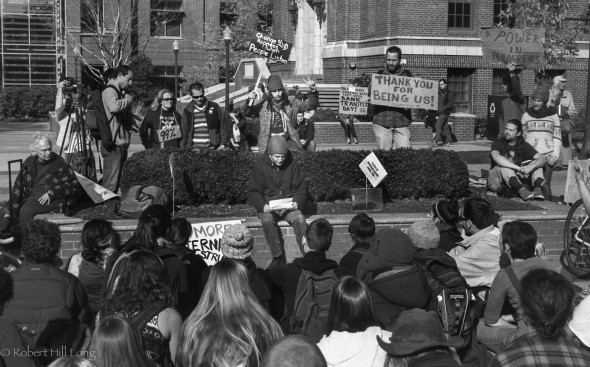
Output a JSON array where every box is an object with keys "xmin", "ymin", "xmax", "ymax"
[{"xmin": 293, "ymin": 0, "xmax": 326, "ymax": 76}]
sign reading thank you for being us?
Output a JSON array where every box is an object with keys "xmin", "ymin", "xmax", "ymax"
[
  {"xmin": 248, "ymin": 32, "xmax": 292, "ymax": 64},
  {"xmin": 371, "ymin": 74, "xmax": 438, "ymax": 110},
  {"xmin": 481, "ymin": 28, "xmax": 545, "ymax": 68}
]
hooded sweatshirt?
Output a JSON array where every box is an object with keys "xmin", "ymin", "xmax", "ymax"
[{"xmin": 317, "ymin": 326, "xmax": 392, "ymax": 367}]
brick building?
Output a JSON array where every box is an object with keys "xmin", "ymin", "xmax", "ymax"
[{"xmin": 271, "ymin": 0, "xmax": 590, "ymax": 119}]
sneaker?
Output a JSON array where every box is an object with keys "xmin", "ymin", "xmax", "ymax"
[
  {"xmin": 346, "ymin": 138, "xmax": 351, "ymax": 144},
  {"xmin": 353, "ymin": 138, "xmax": 358, "ymax": 144},
  {"xmin": 266, "ymin": 256, "xmax": 286, "ymax": 269},
  {"xmin": 0, "ymin": 232, "xmax": 14, "ymax": 245},
  {"xmin": 518, "ymin": 187, "xmax": 534, "ymax": 201},
  {"xmin": 445, "ymin": 142, "xmax": 454, "ymax": 147},
  {"xmin": 533, "ymin": 187, "xmax": 545, "ymax": 201}
]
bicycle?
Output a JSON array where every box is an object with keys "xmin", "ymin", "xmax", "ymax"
[{"xmin": 563, "ymin": 199, "xmax": 590, "ymax": 277}]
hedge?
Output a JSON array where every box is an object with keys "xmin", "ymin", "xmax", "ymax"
[
  {"xmin": 120, "ymin": 148, "xmax": 470, "ymax": 205},
  {"xmin": 0, "ymin": 86, "xmax": 57, "ymax": 119}
]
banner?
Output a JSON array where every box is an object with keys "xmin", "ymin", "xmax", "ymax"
[
  {"xmin": 339, "ymin": 86, "xmax": 369, "ymax": 115},
  {"xmin": 359, "ymin": 152, "xmax": 388, "ymax": 188},
  {"xmin": 565, "ymin": 160, "xmax": 587, "ymax": 203},
  {"xmin": 75, "ymin": 173, "xmax": 118, "ymax": 204},
  {"xmin": 248, "ymin": 32, "xmax": 292, "ymax": 64},
  {"xmin": 188, "ymin": 220, "xmax": 241, "ymax": 265},
  {"xmin": 371, "ymin": 74, "xmax": 438, "ymax": 110},
  {"xmin": 481, "ymin": 28, "xmax": 545, "ymax": 68}
]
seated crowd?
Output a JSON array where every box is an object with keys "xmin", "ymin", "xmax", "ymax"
[{"xmin": 3, "ymin": 193, "xmax": 590, "ymax": 367}]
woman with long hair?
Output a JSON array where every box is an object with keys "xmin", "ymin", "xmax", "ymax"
[
  {"xmin": 430, "ymin": 198, "xmax": 461, "ymax": 251},
  {"xmin": 140, "ymin": 88, "xmax": 182, "ymax": 149},
  {"xmin": 177, "ymin": 258, "xmax": 284, "ymax": 367},
  {"xmin": 68, "ymin": 219, "xmax": 119, "ymax": 318},
  {"xmin": 90, "ymin": 315, "xmax": 157, "ymax": 367},
  {"xmin": 317, "ymin": 276, "xmax": 391, "ymax": 367},
  {"xmin": 99, "ymin": 250, "xmax": 182, "ymax": 367}
]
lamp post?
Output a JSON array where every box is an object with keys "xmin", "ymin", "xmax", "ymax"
[
  {"xmin": 223, "ymin": 26, "xmax": 232, "ymax": 108},
  {"xmin": 173, "ymin": 40, "xmax": 179, "ymax": 98}
]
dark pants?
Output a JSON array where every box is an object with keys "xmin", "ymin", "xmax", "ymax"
[
  {"xmin": 19, "ymin": 198, "xmax": 62, "ymax": 230},
  {"xmin": 259, "ymin": 209, "xmax": 307, "ymax": 258},
  {"xmin": 434, "ymin": 113, "xmax": 453, "ymax": 143},
  {"xmin": 101, "ymin": 145, "xmax": 128, "ymax": 193},
  {"xmin": 542, "ymin": 163, "xmax": 554, "ymax": 200},
  {"xmin": 340, "ymin": 118, "xmax": 358, "ymax": 139}
]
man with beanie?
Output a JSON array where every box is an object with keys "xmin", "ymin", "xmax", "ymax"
[
  {"xmin": 247, "ymin": 135, "xmax": 307, "ymax": 268},
  {"xmin": 522, "ymin": 85, "xmax": 561, "ymax": 200},
  {"xmin": 372, "ymin": 46, "xmax": 413, "ymax": 150},
  {"xmin": 356, "ymin": 228, "xmax": 432, "ymax": 328},
  {"xmin": 244, "ymin": 74, "xmax": 319, "ymax": 153},
  {"xmin": 488, "ymin": 119, "xmax": 546, "ymax": 201}
]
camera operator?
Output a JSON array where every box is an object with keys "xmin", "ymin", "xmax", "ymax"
[{"xmin": 55, "ymin": 77, "xmax": 96, "ymax": 181}]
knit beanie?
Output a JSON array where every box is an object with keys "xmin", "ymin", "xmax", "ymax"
[
  {"xmin": 267, "ymin": 75, "xmax": 284, "ymax": 92},
  {"xmin": 407, "ymin": 220, "xmax": 440, "ymax": 249},
  {"xmin": 532, "ymin": 85, "xmax": 549, "ymax": 104},
  {"xmin": 267, "ymin": 135, "xmax": 288, "ymax": 155},
  {"xmin": 220, "ymin": 223, "xmax": 253, "ymax": 260}
]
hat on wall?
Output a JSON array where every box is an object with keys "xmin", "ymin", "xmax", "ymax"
[
  {"xmin": 267, "ymin": 75, "xmax": 284, "ymax": 92},
  {"xmin": 220, "ymin": 223, "xmax": 253, "ymax": 260},
  {"xmin": 267, "ymin": 135, "xmax": 289, "ymax": 155},
  {"xmin": 532, "ymin": 85, "xmax": 549, "ymax": 104},
  {"xmin": 407, "ymin": 220, "xmax": 440, "ymax": 249}
]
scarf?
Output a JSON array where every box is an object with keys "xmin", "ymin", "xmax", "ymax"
[{"xmin": 526, "ymin": 105, "xmax": 557, "ymax": 119}]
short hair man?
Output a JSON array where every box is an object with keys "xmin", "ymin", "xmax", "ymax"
[
  {"xmin": 487, "ymin": 119, "xmax": 546, "ymax": 201},
  {"xmin": 101, "ymin": 64, "xmax": 134, "ymax": 193},
  {"xmin": 296, "ymin": 111, "xmax": 316, "ymax": 152},
  {"xmin": 432, "ymin": 79, "xmax": 455, "ymax": 147},
  {"xmin": 372, "ymin": 46, "xmax": 413, "ymax": 150},
  {"xmin": 247, "ymin": 135, "xmax": 307, "ymax": 268},
  {"xmin": 180, "ymin": 82, "xmax": 231, "ymax": 150},
  {"xmin": 9, "ymin": 133, "xmax": 81, "ymax": 233}
]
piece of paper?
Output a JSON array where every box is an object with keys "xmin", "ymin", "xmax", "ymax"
[
  {"xmin": 359, "ymin": 152, "xmax": 388, "ymax": 188},
  {"xmin": 339, "ymin": 86, "xmax": 369, "ymax": 115},
  {"xmin": 248, "ymin": 32, "xmax": 292, "ymax": 64},
  {"xmin": 371, "ymin": 74, "xmax": 438, "ymax": 110},
  {"xmin": 75, "ymin": 173, "xmax": 118, "ymax": 204},
  {"xmin": 157, "ymin": 125, "xmax": 181, "ymax": 142},
  {"xmin": 188, "ymin": 220, "xmax": 242, "ymax": 265},
  {"xmin": 269, "ymin": 197, "xmax": 293, "ymax": 210}
]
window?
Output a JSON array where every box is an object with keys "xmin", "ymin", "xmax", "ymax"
[
  {"xmin": 493, "ymin": 0, "xmax": 515, "ymax": 27},
  {"xmin": 80, "ymin": 0, "xmax": 104, "ymax": 34},
  {"xmin": 150, "ymin": 0, "xmax": 183, "ymax": 37},
  {"xmin": 448, "ymin": 0, "xmax": 473, "ymax": 30},
  {"xmin": 447, "ymin": 69, "xmax": 473, "ymax": 113},
  {"xmin": 151, "ymin": 66, "xmax": 183, "ymax": 91}
]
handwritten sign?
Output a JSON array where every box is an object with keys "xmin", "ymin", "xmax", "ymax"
[
  {"xmin": 248, "ymin": 32, "xmax": 292, "ymax": 64},
  {"xmin": 339, "ymin": 86, "xmax": 369, "ymax": 115},
  {"xmin": 481, "ymin": 28, "xmax": 545, "ymax": 68},
  {"xmin": 188, "ymin": 220, "xmax": 241, "ymax": 265},
  {"xmin": 75, "ymin": 173, "xmax": 118, "ymax": 204},
  {"xmin": 565, "ymin": 160, "xmax": 586, "ymax": 203},
  {"xmin": 157, "ymin": 125, "xmax": 181, "ymax": 142},
  {"xmin": 371, "ymin": 74, "xmax": 438, "ymax": 110},
  {"xmin": 359, "ymin": 152, "xmax": 388, "ymax": 188}
]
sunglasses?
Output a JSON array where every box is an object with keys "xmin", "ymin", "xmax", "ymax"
[
  {"xmin": 191, "ymin": 94, "xmax": 205, "ymax": 100},
  {"xmin": 162, "ymin": 98, "xmax": 174, "ymax": 102}
]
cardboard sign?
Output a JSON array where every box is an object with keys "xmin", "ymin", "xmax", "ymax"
[
  {"xmin": 157, "ymin": 125, "xmax": 181, "ymax": 142},
  {"xmin": 371, "ymin": 74, "xmax": 438, "ymax": 110},
  {"xmin": 481, "ymin": 28, "xmax": 545, "ymax": 68},
  {"xmin": 565, "ymin": 160, "xmax": 587, "ymax": 203},
  {"xmin": 248, "ymin": 32, "xmax": 292, "ymax": 64},
  {"xmin": 359, "ymin": 152, "xmax": 388, "ymax": 188},
  {"xmin": 339, "ymin": 86, "xmax": 369, "ymax": 115},
  {"xmin": 75, "ymin": 172, "xmax": 118, "ymax": 204},
  {"xmin": 188, "ymin": 220, "xmax": 242, "ymax": 265}
]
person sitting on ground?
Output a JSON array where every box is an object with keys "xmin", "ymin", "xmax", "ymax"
[
  {"xmin": 522, "ymin": 85, "xmax": 561, "ymax": 200},
  {"xmin": 487, "ymin": 119, "xmax": 546, "ymax": 201},
  {"xmin": 356, "ymin": 228, "xmax": 432, "ymax": 328},
  {"xmin": 317, "ymin": 276, "xmax": 392, "ymax": 367},
  {"xmin": 449, "ymin": 197, "xmax": 502, "ymax": 289},
  {"xmin": 339, "ymin": 213, "xmax": 375, "ymax": 275},
  {"xmin": 177, "ymin": 258, "xmax": 283, "ymax": 367},
  {"xmin": 247, "ymin": 135, "xmax": 308, "ymax": 268},
  {"xmin": 296, "ymin": 111, "xmax": 316, "ymax": 152},
  {"xmin": 9, "ymin": 133, "xmax": 81, "ymax": 235},
  {"xmin": 4, "ymin": 219, "xmax": 90, "ymax": 359},
  {"xmin": 140, "ymin": 88, "xmax": 183, "ymax": 149},
  {"xmin": 261, "ymin": 335, "xmax": 327, "ymax": 367},
  {"xmin": 430, "ymin": 198, "xmax": 462, "ymax": 251},
  {"xmin": 377, "ymin": 308, "xmax": 463, "ymax": 367},
  {"xmin": 477, "ymin": 221, "xmax": 562, "ymax": 353},
  {"xmin": 490, "ymin": 268, "xmax": 590, "ymax": 366}
]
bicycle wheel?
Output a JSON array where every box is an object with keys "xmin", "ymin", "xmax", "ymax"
[{"xmin": 563, "ymin": 199, "xmax": 590, "ymax": 278}]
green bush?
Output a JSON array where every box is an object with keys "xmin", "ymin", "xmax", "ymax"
[
  {"xmin": 0, "ymin": 86, "xmax": 56, "ymax": 118},
  {"xmin": 121, "ymin": 148, "xmax": 469, "ymax": 205},
  {"xmin": 309, "ymin": 108, "xmax": 339, "ymax": 123}
]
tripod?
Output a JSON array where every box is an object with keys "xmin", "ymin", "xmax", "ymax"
[{"xmin": 58, "ymin": 101, "xmax": 97, "ymax": 182}]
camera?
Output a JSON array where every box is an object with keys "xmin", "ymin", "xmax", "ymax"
[{"xmin": 59, "ymin": 76, "xmax": 78, "ymax": 94}]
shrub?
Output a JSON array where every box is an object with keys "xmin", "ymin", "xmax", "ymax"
[
  {"xmin": 121, "ymin": 148, "xmax": 469, "ymax": 205},
  {"xmin": 0, "ymin": 86, "xmax": 56, "ymax": 118},
  {"xmin": 474, "ymin": 117, "xmax": 487, "ymax": 140},
  {"xmin": 308, "ymin": 108, "xmax": 339, "ymax": 123}
]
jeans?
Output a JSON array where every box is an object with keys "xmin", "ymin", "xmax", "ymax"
[
  {"xmin": 487, "ymin": 166, "xmax": 544, "ymax": 193},
  {"xmin": 19, "ymin": 198, "xmax": 62, "ymax": 230},
  {"xmin": 373, "ymin": 123, "xmax": 411, "ymax": 150},
  {"xmin": 339, "ymin": 117, "xmax": 358, "ymax": 140},
  {"xmin": 543, "ymin": 163, "xmax": 554, "ymax": 200},
  {"xmin": 434, "ymin": 113, "xmax": 453, "ymax": 144},
  {"xmin": 101, "ymin": 145, "xmax": 128, "ymax": 194},
  {"xmin": 259, "ymin": 209, "xmax": 307, "ymax": 258},
  {"xmin": 476, "ymin": 322, "xmax": 519, "ymax": 353}
]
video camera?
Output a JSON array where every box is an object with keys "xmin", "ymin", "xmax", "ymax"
[{"xmin": 59, "ymin": 76, "xmax": 78, "ymax": 95}]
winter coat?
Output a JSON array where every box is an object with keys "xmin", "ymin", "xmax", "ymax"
[
  {"xmin": 68, "ymin": 254, "xmax": 106, "ymax": 315},
  {"xmin": 140, "ymin": 107, "xmax": 182, "ymax": 149},
  {"xmin": 180, "ymin": 99, "xmax": 230, "ymax": 148},
  {"xmin": 317, "ymin": 326, "xmax": 392, "ymax": 367}
]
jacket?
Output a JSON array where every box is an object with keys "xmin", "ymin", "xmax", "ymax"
[
  {"xmin": 244, "ymin": 91, "xmax": 319, "ymax": 153},
  {"xmin": 502, "ymin": 74, "xmax": 527, "ymax": 122},
  {"xmin": 4, "ymin": 261, "xmax": 90, "ymax": 348},
  {"xmin": 0, "ymin": 317, "xmax": 38, "ymax": 367},
  {"xmin": 438, "ymin": 223, "xmax": 462, "ymax": 252},
  {"xmin": 317, "ymin": 326, "xmax": 392, "ymax": 367},
  {"xmin": 297, "ymin": 118, "xmax": 315, "ymax": 142},
  {"xmin": 372, "ymin": 68, "xmax": 413, "ymax": 129},
  {"xmin": 438, "ymin": 88, "xmax": 455, "ymax": 115},
  {"xmin": 140, "ymin": 107, "xmax": 182, "ymax": 149},
  {"xmin": 102, "ymin": 82, "xmax": 132, "ymax": 147},
  {"xmin": 180, "ymin": 99, "xmax": 230, "ymax": 148},
  {"xmin": 11, "ymin": 153, "xmax": 81, "ymax": 218},
  {"xmin": 247, "ymin": 151, "xmax": 306, "ymax": 213}
]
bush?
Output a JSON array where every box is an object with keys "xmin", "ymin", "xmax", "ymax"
[
  {"xmin": 121, "ymin": 148, "xmax": 469, "ymax": 205},
  {"xmin": 308, "ymin": 108, "xmax": 339, "ymax": 123},
  {"xmin": 0, "ymin": 86, "xmax": 56, "ymax": 118}
]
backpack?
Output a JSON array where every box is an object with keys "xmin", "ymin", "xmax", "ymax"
[
  {"xmin": 119, "ymin": 185, "xmax": 170, "ymax": 219},
  {"xmin": 414, "ymin": 252, "xmax": 473, "ymax": 349},
  {"xmin": 290, "ymin": 268, "xmax": 338, "ymax": 343},
  {"xmin": 85, "ymin": 85, "xmax": 120, "ymax": 146}
]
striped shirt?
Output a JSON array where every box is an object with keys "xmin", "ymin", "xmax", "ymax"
[{"xmin": 192, "ymin": 106, "xmax": 209, "ymax": 149}]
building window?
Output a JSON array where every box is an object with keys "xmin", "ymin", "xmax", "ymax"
[
  {"xmin": 151, "ymin": 66, "xmax": 183, "ymax": 91},
  {"xmin": 447, "ymin": 69, "xmax": 473, "ymax": 113},
  {"xmin": 492, "ymin": 69, "xmax": 509, "ymax": 95},
  {"xmin": 81, "ymin": 0, "xmax": 104, "ymax": 34},
  {"xmin": 150, "ymin": 0, "xmax": 183, "ymax": 37},
  {"xmin": 493, "ymin": 0, "xmax": 515, "ymax": 26},
  {"xmin": 448, "ymin": 0, "xmax": 473, "ymax": 30}
]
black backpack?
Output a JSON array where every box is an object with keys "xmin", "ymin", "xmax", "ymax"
[{"xmin": 85, "ymin": 85, "xmax": 120, "ymax": 148}]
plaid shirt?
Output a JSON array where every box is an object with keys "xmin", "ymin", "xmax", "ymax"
[{"xmin": 491, "ymin": 332, "xmax": 590, "ymax": 367}]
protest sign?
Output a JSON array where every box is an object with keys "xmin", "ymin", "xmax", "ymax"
[
  {"xmin": 339, "ymin": 86, "xmax": 369, "ymax": 115},
  {"xmin": 188, "ymin": 220, "xmax": 241, "ymax": 265},
  {"xmin": 359, "ymin": 152, "xmax": 388, "ymax": 188},
  {"xmin": 481, "ymin": 28, "xmax": 545, "ymax": 68},
  {"xmin": 370, "ymin": 74, "xmax": 438, "ymax": 110},
  {"xmin": 75, "ymin": 172, "xmax": 118, "ymax": 204},
  {"xmin": 564, "ymin": 160, "xmax": 587, "ymax": 203},
  {"xmin": 248, "ymin": 32, "xmax": 291, "ymax": 64}
]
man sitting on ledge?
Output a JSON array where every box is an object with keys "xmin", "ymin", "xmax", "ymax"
[{"xmin": 487, "ymin": 119, "xmax": 546, "ymax": 201}]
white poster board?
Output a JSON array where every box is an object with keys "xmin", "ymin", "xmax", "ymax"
[
  {"xmin": 371, "ymin": 74, "xmax": 438, "ymax": 110},
  {"xmin": 359, "ymin": 152, "xmax": 388, "ymax": 188},
  {"xmin": 188, "ymin": 220, "xmax": 242, "ymax": 265},
  {"xmin": 565, "ymin": 160, "xmax": 587, "ymax": 203},
  {"xmin": 75, "ymin": 172, "xmax": 118, "ymax": 204},
  {"xmin": 339, "ymin": 86, "xmax": 369, "ymax": 115}
]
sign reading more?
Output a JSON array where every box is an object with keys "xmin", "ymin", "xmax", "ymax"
[
  {"xmin": 248, "ymin": 32, "xmax": 292, "ymax": 64},
  {"xmin": 371, "ymin": 74, "xmax": 438, "ymax": 110},
  {"xmin": 188, "ymin": 220, "xmax": 241, "ymax": 265}
]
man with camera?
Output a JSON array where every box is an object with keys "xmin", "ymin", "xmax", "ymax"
[{"xmin": 101, "ymin": 65, "xmax": 134, "ymax": 193}]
